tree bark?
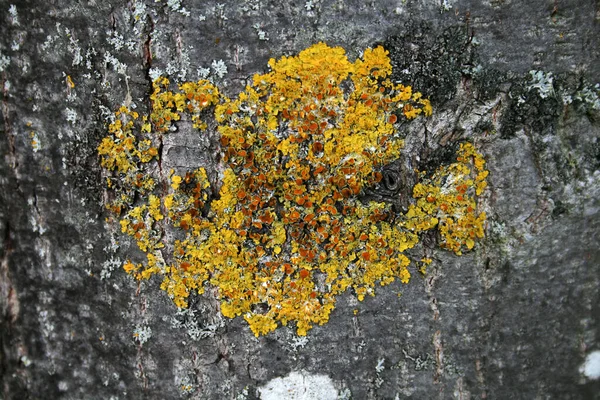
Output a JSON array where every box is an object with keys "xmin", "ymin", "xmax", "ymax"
[{"xmin": 1, "ymin": 0, "xmax": 599, "ymax": 399}]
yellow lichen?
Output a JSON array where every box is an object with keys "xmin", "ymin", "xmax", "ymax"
[
  {"xmin": 406, "ymin": 142, "xmax": 488, "ymax": 255},
  {"xmin": 98, "ymin": 43, "xmax": 489, "ymax": 337}
]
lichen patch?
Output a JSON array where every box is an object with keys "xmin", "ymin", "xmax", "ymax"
[{"xmin": 98, "ymin": 43, "xmax": 488, "ymax": 337}]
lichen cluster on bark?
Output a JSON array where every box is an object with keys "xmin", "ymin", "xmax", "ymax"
[{"xmin": 1, "ymin": 0, "xmax": 599, "ymax": 399}]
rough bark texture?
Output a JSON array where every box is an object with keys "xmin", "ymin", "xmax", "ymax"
[{"xmin": 1, "ymin": 0, "xmax": 599, "ymax": 399}]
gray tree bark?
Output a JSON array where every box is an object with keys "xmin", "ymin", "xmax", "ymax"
[{"xmin": 1, "ymin": 0, "xmax": 599, "ymax": 399}]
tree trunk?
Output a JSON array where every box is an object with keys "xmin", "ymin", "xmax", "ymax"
[{"xmin": 1, "ymin": 0, "xmax": 599, "ymax": 399}]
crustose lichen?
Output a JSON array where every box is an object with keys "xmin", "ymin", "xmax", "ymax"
[{"xmin": 98, "ymin": 43, "xmax": 488, "ymax": 336}]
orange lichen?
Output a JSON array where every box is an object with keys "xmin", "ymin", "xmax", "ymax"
[
  {"xmin": 98, "ymin": 43, "xmax": 488, "ymax": 337},
  {"xmin": 406, "ymin": 143, "xmax": 488, "ymax": 255}
]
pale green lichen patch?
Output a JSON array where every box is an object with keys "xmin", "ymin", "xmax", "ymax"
[
  {"xmin": 98, "ymin": 43, "xmax": 488, "ymax": 337},
  {"xmin": 258, "ymin": 370, "xmax": 338, "ymax": 400}
]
